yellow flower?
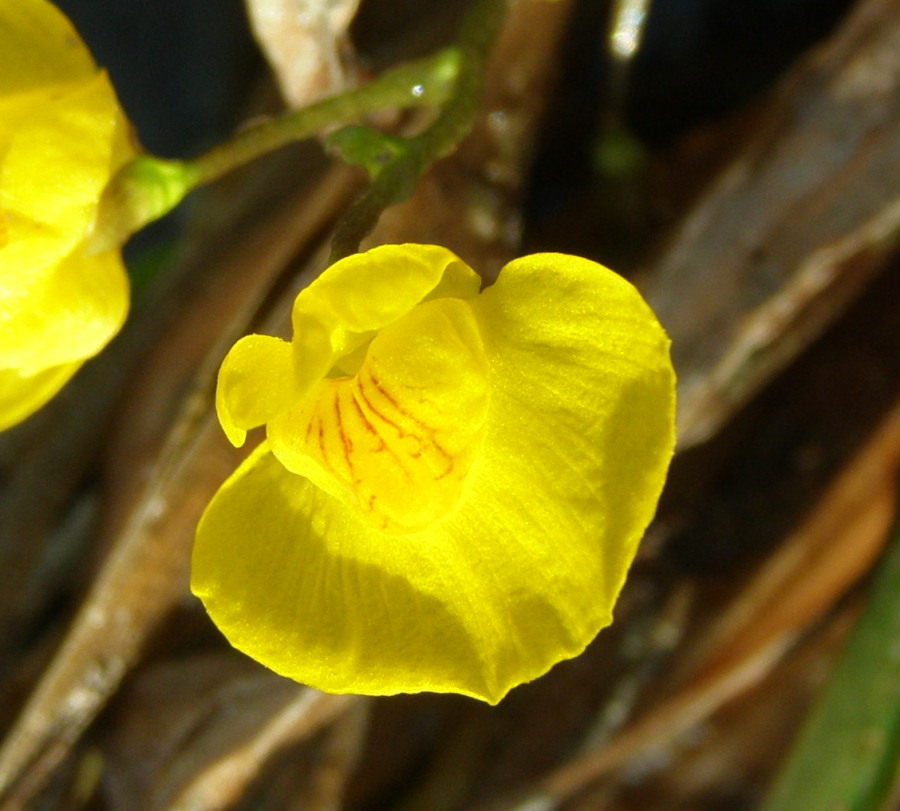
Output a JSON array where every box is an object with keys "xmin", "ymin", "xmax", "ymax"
[
  {"xmin": 0, "ymin": 0, "xmax": 135, "ymax": 430},
  {"xmin": 193, "ymin": 244, "xmax": 675, "ymax": 703}
]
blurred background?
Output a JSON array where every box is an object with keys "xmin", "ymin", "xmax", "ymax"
[{"xmin": 4, "ymin": 0, "xmax": 900, "ymax": 808}]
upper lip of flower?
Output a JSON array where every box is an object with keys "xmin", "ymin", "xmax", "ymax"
[{"xmin": 267, "ymin": 294, "xmax": 491, "ymax": 534}]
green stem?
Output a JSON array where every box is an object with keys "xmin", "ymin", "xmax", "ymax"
[
  {"xmin": 418, "ymin": 0, "xmax": 508, "ymax": 160},
  {"xmin": 329, "ymin": 0, "xmax": 510, "ymax": 262},
  {"xmin": 90, "ymin": 49, "xmax": 461, "ymax": 254},
  {"xmin": 185, "ymin": 49, "xmax": 461, "ymax": 187}
]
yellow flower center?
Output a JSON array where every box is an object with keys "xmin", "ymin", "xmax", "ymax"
[{"xmin": 269, "ymin": 297, "xmax": 490, "ymax": 534}]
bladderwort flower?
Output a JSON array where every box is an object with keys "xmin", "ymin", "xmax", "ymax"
[
  {"xmin": 193, "ymin": 244, "xmax": 676, "ymax": 703},
  {"xmin": 0, "ymin": 0, "xmax": 135, "ymax": 429}
]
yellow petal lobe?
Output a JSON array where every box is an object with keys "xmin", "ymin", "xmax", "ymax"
[
  {"xmin": 0, "ymin": 360, "xmax": 80, "ymax": 432},
  {"xmin": 0, "ymin": 0, "xmax": 97, "ymax": 96},
  {"xmin": 216, "ymin": 334, "xmax": 294, "ymax": 447},
  {"xmin": 289, "ymin": 244, "xmax": 480, "ymax": 396}
]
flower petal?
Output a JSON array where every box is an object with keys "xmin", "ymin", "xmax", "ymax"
[
  {"xmin": 290, "ymin": 244, "xmax": 481, "ymax": 396},
  {"xmin": 216, "ymin": 334, "xmax": 294, "ymax": 447},
  {"xmin": 0, "ymin": 248, "xmax": 128, "ymax": 369},
  {"xmin": 2, "ymin": 71, "xmax": 126, "ymax": 248},
  {"xmin": 447, "ymin": 252, "xmax": 676, "ymax": 693},
  {"xmin": 0, "ymin": 71, "xmax": 132, "ymax": 370},
  {"xmin": 471, "ymin": 254, "xmax": 676, "ymax": 585},
  {"xmin": 0, "ymin": 359, "xmax": 79, "ymax": 431},
  {"xmin": 0, "ymin": 0, "xmax": 97, "ymax": 96},
  {"xmin": 193, "ymin": 445, "xmax": 492, "ymax": 700}
]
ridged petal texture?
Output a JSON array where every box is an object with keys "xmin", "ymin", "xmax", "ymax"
[
  {"xmin": 0, "ymin": 0, "xmax": 134, "ymax": 429},
  {"xmin": 194, "ymin": 244, "xmax": 675, "ymax": 703}
]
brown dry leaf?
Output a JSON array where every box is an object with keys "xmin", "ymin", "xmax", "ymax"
[
  {"xmin": 676, "ymin": 399, "xmax": 900, "ymax": 681},
  {"xmin": 567, "ymin": 604, "xmax": 859, "ymax": 811},
  {"xmin": 299, "ymin": 700, "xmax": 372, "ymax": 811},
  {"xmin": 102, "ymin": 653, "xmax": 356, "ymax": 811},
  {"xmin": 643, "ymin": 0, "xmax": 900, "ymax": 449},
  {"xmin": 245, "ymin": 0, "xmax": 362, "ymax": 107}
]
